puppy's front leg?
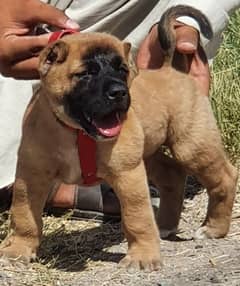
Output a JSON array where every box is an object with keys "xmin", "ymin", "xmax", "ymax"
[
  {"xmin": 0, "ymin": 175, "xmax": 54, "ymax": 263},
  {"xmin": 106, "ymin": 160, "xmax": 161, "ymax": 271}
]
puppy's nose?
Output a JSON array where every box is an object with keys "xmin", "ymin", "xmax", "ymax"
[{"xmin": 107, "ymin": 85, "xmax": 128, "ymax": 101}]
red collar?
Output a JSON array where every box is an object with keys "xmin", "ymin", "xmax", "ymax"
[{"xmin": 49, "ymin": 30, "xmax": 100, "ymax": 185}]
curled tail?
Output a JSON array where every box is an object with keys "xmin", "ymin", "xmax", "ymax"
[{"xmin": 158, "ymin": 5, "xmax": 213, "ymax": 65}]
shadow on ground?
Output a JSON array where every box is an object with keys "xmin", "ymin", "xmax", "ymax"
[{"xmin": 39, "ymin": 221, "xmax": 125, "ymax": 271}]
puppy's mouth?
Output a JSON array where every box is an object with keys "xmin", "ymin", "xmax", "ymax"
[{"xmin": 83, "ymin": 111, "xmax": 124, "ymax": 138}]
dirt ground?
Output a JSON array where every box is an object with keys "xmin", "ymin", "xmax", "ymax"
[{"xmin": 0, "ymin": 179, "xmax": 240, "ymax": 286}]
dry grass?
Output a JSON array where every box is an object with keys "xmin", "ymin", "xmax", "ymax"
[
  {"xmin": 1, "ymin": 190, "xmax": 240, "ymax": 285},
  {"xmin": 211, "ymin": 9, "xmax": 240, "ymax": 163}
]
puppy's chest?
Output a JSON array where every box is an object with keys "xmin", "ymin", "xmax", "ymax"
[{"xmin": 56, "ymin": 132, "xmax": 83, "ymax": 185}]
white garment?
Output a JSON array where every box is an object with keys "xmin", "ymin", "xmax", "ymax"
[{"xmin": 0, "ymin": 0, "xmax": 239, "ymax": 187}]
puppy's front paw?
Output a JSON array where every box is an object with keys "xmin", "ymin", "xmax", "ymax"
[
  {"xmin": 194, "ymin": 225, "xmax": 228, "ymax": 239},
  {"xmin": 0, "ymin": 246, "xmax": 35, "ymax": 264},
  {"xmin": 119, "ymin": 244, "xmax": 162, "ymax": 272},
  {"xmin": 0, "ymin": 237, "xmax": 36, "ymax": 264}
]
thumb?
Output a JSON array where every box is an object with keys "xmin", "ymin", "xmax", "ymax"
[
  {"xmin": 175, "ymin": 24, "xmax": 199, "ymax": 54},
  {"xmin": 29, "ymin": 1, "xmax": 80, "ymax": 30}
]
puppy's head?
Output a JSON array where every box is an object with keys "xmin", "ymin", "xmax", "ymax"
[{"xmin": 39, "ymin": 33, "xmax": 137, "ymax": 140}]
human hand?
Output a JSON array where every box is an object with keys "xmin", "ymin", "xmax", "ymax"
[
  {"xmin": 0, "ymin": 0, "xmax": 80, "ymax": 79},
  {"xmin": 136, "ymin": 22, "xmax": 210, "ymax": 96}
]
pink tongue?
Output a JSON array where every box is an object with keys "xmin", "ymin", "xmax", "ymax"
[{"xmin": 94, "ymin": 114, "xmax": 122, "ymax": 137}]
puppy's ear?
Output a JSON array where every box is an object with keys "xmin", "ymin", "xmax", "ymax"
[
  {"xmin": 123, "ymin": 42, "xmax": 138, "ymax": 84},
  {"xmin": 39, "ymin": 41, "xmax": 69, "ymax": 77},
  {"xmin": 123, "ymin": 42, "xmax": 131, "ymax": 58}
]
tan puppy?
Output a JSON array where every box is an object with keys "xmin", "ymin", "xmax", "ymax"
[{"xmin": 0, "ymin": 6, "xmax": 237, "ymax": 271}]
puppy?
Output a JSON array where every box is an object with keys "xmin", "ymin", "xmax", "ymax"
[{"xmin": 0, "ymin": 5, "xmax": 237, "ymax": 271}]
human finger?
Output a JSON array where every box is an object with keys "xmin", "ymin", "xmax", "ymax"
[
  {"xmin": 27, "ymin": 1, "xmax": 80, "ymax": 30},
  {"xmin": 0, "ymin": 33, "xmax": 50, "ymax": 63},
  {"xmin": 1, "ymin": 57, "xmax": 40, "ymax": 79},
  {"xmin": 188, "ymin": 44, "xmax": 210, "ymax": 96}
]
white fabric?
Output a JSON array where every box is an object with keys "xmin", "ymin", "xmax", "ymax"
[
  {"xmin": 0, "ymin": 76, "xmax": 33, "ymax": 187},
  {"xmin": 0, "ymin": 0, "xmax": 240, "ymax": 187}
]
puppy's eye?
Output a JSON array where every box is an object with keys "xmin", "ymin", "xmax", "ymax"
[
  {"xmin": 87, "ymin": 61, "xmax": 100, "ymax": 75},
  {"xmin": 111, "ymin": 56, "xmax": 128, "ymax": 75},
  {"xmin": 119, "ymin": 64, "xmax": 129, "ymax": 75},
  {"xmin": 72, "ymin": 71, "xmax": 89, "ymax": 80},
  {"xmin": 111, "ymin": 55, "xmax": 122, "ymax": 70}
]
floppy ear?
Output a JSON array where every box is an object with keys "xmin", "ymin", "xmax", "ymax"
[
  {"xmin": 123, "ymin": 42, "xmax": 138, "ymax": 84},
  {"xmin": 39, "ymin": 41, "xmax": 69, "ymax": 77},
  {"xmin": 123, "ymin": 42, "xmax": 131, "ymax": 58}
]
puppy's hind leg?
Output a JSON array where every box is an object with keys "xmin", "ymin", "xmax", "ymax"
[
  {"xmin": 146, "ymin": 152, "xmax": 186, "ymax": 239},
  {"xmin": 194, "ymin": 157, "xmax": 237, "ymax": 239},
  {"xmin": 172, "ymin": 123, "xmax": 238, "ymax": 239}
]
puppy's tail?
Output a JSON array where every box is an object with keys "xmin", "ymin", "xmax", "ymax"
[{"xmin": 157, "ymin": 5, "xmax": 213, "ymax": 66}]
